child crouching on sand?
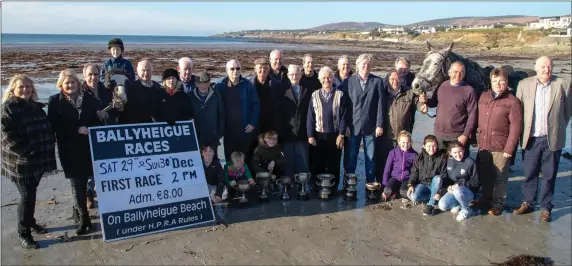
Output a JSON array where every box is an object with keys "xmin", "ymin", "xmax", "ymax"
[
  {"xmin": 224, "ymin": 151, "xmax": 256, "ymax": 199},
  {"xmin": 381, "ymin": 131, "xmax": 418, "ymax": 202},
  {"xmin": 201, "ymin": 144, "xmax": 226, "ymax": 203}
]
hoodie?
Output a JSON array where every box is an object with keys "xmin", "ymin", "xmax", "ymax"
[
  {"xmin": 250, "ymin": 134, "xmax": 286, "ymax": 174},
  {"xmin": 382, "ymin": 146, "xmax": 418, "ymax": 185},
  {"xmin": 446, "ymin": 157, "xmax": 479, "ymax": 193},
  {"xmin": 408, "ymin": 149, "xmax": 449, "ymax": 196}
]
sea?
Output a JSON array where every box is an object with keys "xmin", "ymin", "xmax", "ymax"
[{"xmin": 1, "ymin": 33, "xmax": 252, "ymax": 45}]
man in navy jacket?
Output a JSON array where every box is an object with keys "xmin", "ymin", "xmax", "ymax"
[{"xmin": 341, "ymin": 54, "xmax": 385, "ymax": 183}]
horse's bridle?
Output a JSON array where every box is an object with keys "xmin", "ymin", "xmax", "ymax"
[{"xmin": 416, "ymin": 50, "xmax": 452, "ymax": 91}]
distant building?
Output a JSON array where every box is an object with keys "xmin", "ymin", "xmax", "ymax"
[
  {"xmin": 421, "ymin": 27, "xmax": 436, "ymax": 34},
  {"xmin": 528, "ymin": 15, "xmax": 571, "ymax": 29}
]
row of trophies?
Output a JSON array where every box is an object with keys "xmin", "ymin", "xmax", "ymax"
[{"xmin": 232, "ymin": 172, "xmax": 384, "ymax": 203}]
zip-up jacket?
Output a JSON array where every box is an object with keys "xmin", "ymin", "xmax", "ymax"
[
  {"xmin": 408, "ymin": 149, "xmax": 449, "ymax": 196},
  {"xmin": 382, "ymin": 146, "xmax": 418, "ymax": 185}
]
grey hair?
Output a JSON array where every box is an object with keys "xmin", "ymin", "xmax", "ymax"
[
  {"xmin": 448, "ymin": 61, "xmax": 465, "ymax": 73},
  {"xmin": 356, "ymin": 53, "xmax": 373, "ymax": 70},
  {"xmin": 395, "ymin": 57, "xmax": 411, "ymax": 68},
  {"xmin": 534, "ymin": 56, "xmax": 552, "ymax": 72},
  {"xmin": 303, "ymin": 53, "xmax": 313, "ymax": 64},
  {"xmin": 178, "ymin": 57, "xmax": 193, "ymax": 68},
  {"xmin": 226, "ymin": 59, "xmax": 241, "ymax": 70},
  {"xmin": 270, "ymin": 49, "xmax": 283, "ymax": 59},
  {"xmin": 338, "ymin": 55, "xmax": 350, "ymax": 66},
  {"xmin": 82, "ymin": 63, "xmax": 100, "ymax": 76},
  {"xmin": 137, "ymin": 59, "xmax": 153, "ymax": 70},
  {"xmin": 288, "ymin": 64, "xmax": 301, "ymax": 73},
  {"xmin": 318, "ymin": 66, "xmax": 334, "ymax": 84}
]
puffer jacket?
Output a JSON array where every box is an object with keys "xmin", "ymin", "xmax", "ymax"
[
  {"xmin": 408, "ymin": 149, "xmax": 449, "ymax": 196},
  {"xmin": 477, "ymin": 89, "xmax": 523, "ymax": 154},
  {"xmin": 382, "ymin": 146, "xmax": 418, "ymax": 185},
  {"xmin": 250, "ymin": 134, "xmax": 286, "ymax": 174}
]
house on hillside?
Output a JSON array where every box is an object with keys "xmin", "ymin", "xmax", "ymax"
[
  {"xmin": 421, "ymin": 27, "xmax": 436, "ymax": 34},
  {"xmin": 568, "ymin": 23, "xmax": 572, "ymax": 36},
  {"xmin": 379, "ymin": 27, "xmax": 406, "ymax": 35},
  {"xmin": 528, "ymin": 15, "xmax": 571, "ymax": 29}
]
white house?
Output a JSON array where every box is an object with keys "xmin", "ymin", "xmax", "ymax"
[
  {"xmin": 421, "ymin": 27, "xmax": 436, "ymax": 34},
  {"xmin": 528, "ymin": 15, "xmax": 571, "ymax": 29}
]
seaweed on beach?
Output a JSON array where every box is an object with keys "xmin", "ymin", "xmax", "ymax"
[{"xmin": 495, "ymin": 255, "xmax": 553, "ymax": 266}]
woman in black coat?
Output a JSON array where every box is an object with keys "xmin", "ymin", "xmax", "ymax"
[
  {"xmin": 1, "ymin": 74, "xmax": 57, "ymax": 249},
  {"xmin": 47, "ymin": 69, "xmax": 102, "ymax": 235},
  {"xmin": 155, "ymin": 68, "xmax": 193, "ymax": 124}
]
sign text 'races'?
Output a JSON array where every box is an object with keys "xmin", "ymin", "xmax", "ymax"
[{"xmin": 95, "ymin": 124, "xmax": 192, "ymax": 155}]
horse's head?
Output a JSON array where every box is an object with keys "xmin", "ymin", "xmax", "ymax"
[
  {"xmin": 411, "ymin": 42, "xmax": 454, "ymax": 97},
  {"xmin": 103, "ymin": 68, "xmax": 129, "ymax": 111}
]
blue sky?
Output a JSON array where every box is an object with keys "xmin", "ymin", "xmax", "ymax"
[{"xmin": 2, "ymin": 2, "xmax": 570, "ymax": 36}]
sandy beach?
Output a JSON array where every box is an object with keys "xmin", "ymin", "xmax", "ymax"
[{"xmin": 1, "ymin": 40, "xmax": 572, "ymax": 265}]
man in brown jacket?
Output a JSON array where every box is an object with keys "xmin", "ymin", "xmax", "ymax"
[
  {"xmin": 513, "ymin": 56, "xmax": 572, "ymax": 222},
  {"xmin": 475, "ymin": 68, "xmax": 523, "ymax": 216}
]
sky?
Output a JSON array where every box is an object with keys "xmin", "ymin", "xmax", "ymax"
[{"xmin": 2, "ymin": 2, "xmax": 571, "ymax": 36}]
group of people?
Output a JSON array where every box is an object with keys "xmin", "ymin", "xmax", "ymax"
[{"xmin": 1, "ymin": 37, "xmax": 570, "ymax": 250}]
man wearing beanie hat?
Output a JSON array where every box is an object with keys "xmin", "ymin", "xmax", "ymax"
[
  {"xmin": 189, "ymin": 71, "xmax": 225, "ymax": 155},
  {"xmin": 155, "ymin": 68, "xmax": 193, "ymax": 125},
  {"xmin": 100, "ymin": 37, "xmax": 135, "ymax": 83}
]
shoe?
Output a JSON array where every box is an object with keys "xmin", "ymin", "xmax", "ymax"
[
  {"xmin": 451, "ymin": 206, "xmax": 461, "ymax": 215},
  {"xmin": 456, "ymin": 209, "xmax": 470, "ymax": 221},
  {"xmin": 18, "ymin": 234, "xmax": 39, "ymax": 249},
  {"xmin": 540, "ymin": 209, "xmax": 552, "ymax": 223},
  {"xmin": 513, "ymin": 202, "xmax": 533, "ymax": 215},
  {"xmin": 76, "ymin": 213, "xmax": 92, "ymax": 235},
  {"xmin": 423, "ymin": 205, "xmax": 434, "ymax": 216},
  {"xmin": 488, "ymin": 206, "xmax": 503, "ymax": 216},
  {"xmin": 87, "ymin": 196, "xmax": 95, "ymax": 209},
  {"xmin": 31, "ymin": 224, "xmax": 48, "ymax": 234}
]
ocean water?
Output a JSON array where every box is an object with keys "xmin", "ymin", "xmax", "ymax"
[{"xmin": 1, "ymin": 33, "xmax": 250, "ymax": 45}]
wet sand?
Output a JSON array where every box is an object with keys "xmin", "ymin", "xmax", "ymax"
[{"xmin": 2, "ymin": 111, "xmax": 571, "ymax": 265}]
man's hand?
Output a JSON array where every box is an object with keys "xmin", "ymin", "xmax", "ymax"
[
  {"xmin": 457, "ymin": 135, "xmax": 468, "ymax": 145},
  {"xmin": 308, "ymin": 137, "xmax": 317, "ymax": 146},
  {"xmin": 245, "ymin": 124, "xmax": 255, "ymax": 133},
  {"xmin": 336, "ymin": 135, "xmax": 344, "ymax": 149},
  {"xmin": 375, "ymin": 127, "xmax": 383, "ymax": 137},
  {"xmin": 503, "ymin": 152, "xmax": 512, "ymax": 159},
  {"xmin": 419, "ymin": 93, "xmax": 427, "ymax": 104},
  {"xmin": 78, "ymin": 126, "xmax": 88, "ymax": 135},
  {"xmin": 97, "ymin": 110, "xmax": 108, "ymax": 121}
]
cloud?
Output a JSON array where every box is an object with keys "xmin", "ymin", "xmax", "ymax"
[{"xmin": 2, "ymin": 2, "xmax": 253, "ymax": 36}]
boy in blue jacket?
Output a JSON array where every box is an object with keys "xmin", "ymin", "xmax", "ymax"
[{"xmin": 100, "ymin": 38, "xmax": 135, "ymax": 82}]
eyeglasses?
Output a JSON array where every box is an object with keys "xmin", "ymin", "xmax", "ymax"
[{"xmin": 229, "ymin": 67, "xmax": 241, "ymax": 71}]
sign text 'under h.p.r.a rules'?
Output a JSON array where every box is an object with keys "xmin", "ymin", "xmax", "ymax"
[{"xmin": 88, "ymin": 121, "xmax": 215, "ymax": 242}]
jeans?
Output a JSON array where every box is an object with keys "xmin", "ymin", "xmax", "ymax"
[
  {"xmin": 345, "ymin": 134, "xmax": 376, "ymax": 182},
  {"xmin": 70, "ymin": 178, "xmax": 89, "ymax": 217},
  {"xmin": 409, "ymin": 176, "xmax": 442, "ymax": 206},
  {"xmin": 14, "ymin": 177, "xmax": 40, "ymax": 235},
  {"xmin": 522, "ymin": 136, "xmax": 562, "ymax": 211},
  {"xmin": 438, "ymin": 186, "xmax": 474, "ymax": 211}
]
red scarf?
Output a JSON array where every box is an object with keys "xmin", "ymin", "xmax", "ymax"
[{"xmin": 166, "ymin": 88, "xmax": 176, "ymax": 96}]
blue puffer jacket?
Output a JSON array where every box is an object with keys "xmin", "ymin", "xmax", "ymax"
[
  {"xmin": 215, "ymin": 76, "xmax": 260, "ymax": 129},
  {"xmin": 100, "ymin": 56, "xmax": 136, "ymax": 82}
]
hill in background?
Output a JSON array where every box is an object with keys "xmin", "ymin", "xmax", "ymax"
[{"xmin": 308, "ymin": 22, "xmax": 392, "ymax": 30}]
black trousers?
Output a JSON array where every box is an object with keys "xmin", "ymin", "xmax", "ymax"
[
  {"xmin": 70, "ymin": 178, "xmax": 89, "ymax": 217},
  {"xmin": 311, "ymin": 132, "xmax": 343, "ymax": 190},
  {"xmin": 522, "ymin": 136, "xmax": 562, "ymax": 211},
  {"xmin": 383, "ymin": 178, "xmax": 409, "ymax": 198},
  {"xmin": 14, "ymin": 177, "xmax": 40, "ymax": 235}
]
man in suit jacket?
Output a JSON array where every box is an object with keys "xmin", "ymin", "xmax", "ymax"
[
  {"xmin": 341, "ymin": 54, "xmax": 385, "ymax": 183},
  {"xmin": 513, "ymin": 56, "xmax": 571, "ymax": 222}
]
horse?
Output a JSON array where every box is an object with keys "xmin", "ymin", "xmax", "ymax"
[
  {"xmin": 103, "ymin": 68, "xmax": 129, "ymax": 112},
  {"xmin": 411, "ymin": 42, "xmax": 534, "ymax": 98}
]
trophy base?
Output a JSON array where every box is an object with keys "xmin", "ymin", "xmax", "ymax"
[
  {"xmin": 297, "ymin": 193, "xmax": 309, "ymax": 201},
  {"xmin": 319, "ymin": 194, "xmax": 330, "ymax": 201},
  {"xmin": 345, "ymin": 193, "xmax": 357, "ymax": 201}
]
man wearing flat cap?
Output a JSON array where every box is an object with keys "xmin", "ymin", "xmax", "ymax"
[{"xmin": 189, "ymin": 71, "xmax": 225, "ymax": 153}]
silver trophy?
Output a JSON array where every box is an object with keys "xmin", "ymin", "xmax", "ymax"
[
  {"xmin": 294, "ymin": 173, "xmax": 311, "ymax": 201},
  {"xmin": 344, "ymin": 173, "xmax": 358, "ymax": 201},
  {"xmin": 235, "ymin": 179, "xmax": 251, "ymax": 203},
  {"xmin": 365, "ymin": 182, "xmax": 381, "ymax": 201},
  {"xmin": 277, "ymin": 176, "xmax": 293, "ymax": 200},
  {"xmin": 316, "ymin": 174, "xmax": 336, "ymax": 201},
  {"xmin": 256, "ymin": 172, "xmax": 272, "ymax": 200}
]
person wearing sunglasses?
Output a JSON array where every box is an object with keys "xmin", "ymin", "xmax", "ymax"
[{"xmin": 215, "ymin": 59, "xmax": 260, "ymax": 163}]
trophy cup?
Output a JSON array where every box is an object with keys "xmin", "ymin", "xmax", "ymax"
[
  {"xmin": 294, "ymin": 173, "xmax": 311, "ymax": 201},
  {"xmin": 235, "ymin": 179, "xmax": 251, "ymax": 203},
  {"xmin": 365, "ymin": 182, "xmax": 381, "ymax": 201},
  {"xmin": 344, "ymin": 173, "xmax": 358, "ymax": 201},
  {"xmin": 316, "ymin": 174, "xmax": 336, "ymax": 201},
  {"xmin": 256, "ymin": 172, "xmax": 272, "ymax": 201},
  {"xmin": 277, "ymin": 176, "xmax": 293, "ymax": 200}
]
